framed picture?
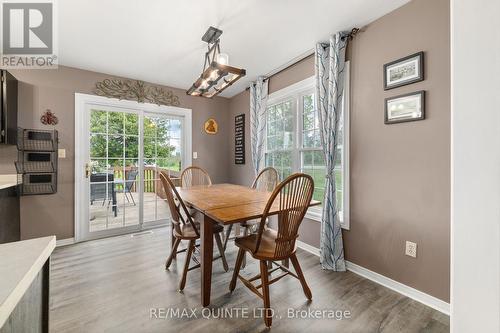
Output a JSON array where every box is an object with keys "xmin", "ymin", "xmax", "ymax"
[
  {"xmin": 204, "ymin": 118, "xmax": 218, "ymax": 134},
  {"xmin": 385, "ymin": 91, "xmax": 425, "ymax": 124},
  {"xmin": 384, "ymin": 52, "xmax": 424, "ymax": 90}
]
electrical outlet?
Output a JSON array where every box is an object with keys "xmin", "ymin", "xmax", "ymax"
[
  {"xmin": 58, "ymin": 148, "xmax": 66, "ymax": 158},
  {"xmin": 193, "ymin": 152, "xmax": 198, "ymax": 159},
  {"xmin": 405, "ymin": 241, "xmax": 417, "ymax": 258}
]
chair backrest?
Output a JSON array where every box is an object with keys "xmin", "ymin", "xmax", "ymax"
[
  {"xmin": 254, "ymin": 173, "xmax": 314, "ymax": 259},
  {"xmin": 180, "ymin": 166, "xmax": 212, "ymax": 187},
  {"xmin": 125, "ymin": 170, "xmax": 138, "ymax": 191},
  {"xmin": 252, "ymin": 167, "xmax": 279, "ymax": 192},
  {"xmin": 159, "ymin": 171, "xmax": 199, "ymax": 237}
]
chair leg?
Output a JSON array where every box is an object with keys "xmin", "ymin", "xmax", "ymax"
[
  {"xmin": 124, "ymin": 191, "xmax": 131, "ymax": 203},
  {"xmin": 223, "ymin": 224, "xmax": 233, "ymax": 251},
  {"xmin": 165, "ymin": 237, "xmax": 181, "ymax": 269},
  {"xmin": 241, "ymin": 227, "xmax": 248, "ymax": 268},
  {"xmin": 290, "ymin": 253, "xmax": 312, "ymax": 300},
  {"xmin": 229, "ymin": 248, "xmax": 245, "ymax": 292},
  {"xmin": 260, "ymin": 260, "xmax": 272, "ymax": 328},
  {"xmin": 179, "ymin": 240, "xmax": 195, "ymax": 291},
  {"xmin": 214, "ymin": 232, "xmax": 229, "ymax": 272},
  {"xmin": 129, "ymin": 191, "xmax": 136, "ymax": 205}
]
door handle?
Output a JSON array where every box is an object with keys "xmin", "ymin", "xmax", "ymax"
[{"xmin": 85, "ymin": 163, "xmax": 91, "ymax": 178}]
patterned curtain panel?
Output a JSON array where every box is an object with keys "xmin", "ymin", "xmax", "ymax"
[
  {"xmin": 250, "ymin": 76, "xmax": 269, "ymax": 176},
  {"xmin": 315, "ymin": 32, "xmax": 348, "ymax": 271}
]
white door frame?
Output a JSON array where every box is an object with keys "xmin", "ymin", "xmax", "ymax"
[{"xmin": 74, "ymin": 93, "xmax": 192, "ymax": 242}]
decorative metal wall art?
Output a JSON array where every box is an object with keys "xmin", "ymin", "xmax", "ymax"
[
  {"xmin": 40, "ymin": 109, "xmax": 59, "ymax": 125},
  {"xmin": 94, "ymin": 79, "xmax": 180, "ymax": 106}
]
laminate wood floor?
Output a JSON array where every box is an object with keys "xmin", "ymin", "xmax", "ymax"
[{"xmin": 50, "ymin": 227, "xmax": 449, "ymax": 333}]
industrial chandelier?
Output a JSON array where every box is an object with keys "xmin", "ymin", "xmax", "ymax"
[{"xmin": 186, "ymin": 26, "xmax": 246, "ymax": 98}]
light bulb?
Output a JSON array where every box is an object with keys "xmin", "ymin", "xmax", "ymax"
[{"xmin": 216, "ymin": 53, "xmax": 229, "ymax": 65}]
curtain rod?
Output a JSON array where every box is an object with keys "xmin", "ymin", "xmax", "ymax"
[
  {"xmin": 244, "ymin": 49, "xmax": 314, "ymax": 91},
  {"xmin": 245, "ymin": 28, "xmax": 360, "ymax": 91}
]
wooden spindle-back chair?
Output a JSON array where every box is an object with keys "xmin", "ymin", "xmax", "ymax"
[
  {"xmin": 223, "ymin": 167, "xmax": 280, "ymax": 252},
  {"xmin": 180, "ymin": 166, "xmax": 212, "ymax": 187},
  {"xmin": 160, "ymin": 172, "xmax": 228, "ymax": 291},
  {"xmin": 229, "ymin": 173, "xmax": 314, "ymax": 328}
]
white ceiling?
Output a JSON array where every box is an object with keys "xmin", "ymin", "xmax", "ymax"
[{"xmin": 59, "ymin": 0, "xmax": 409, "ymax": 98}]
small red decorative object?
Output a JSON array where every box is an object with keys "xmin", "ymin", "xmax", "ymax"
[{"xmin": 40, "ymin": 109, "xmax": 58, "ymax": 125}]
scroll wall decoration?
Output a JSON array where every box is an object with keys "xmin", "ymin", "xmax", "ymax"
[{"xmin": 94, "ymin": 79, "xmax": 180, "ymax": 106}]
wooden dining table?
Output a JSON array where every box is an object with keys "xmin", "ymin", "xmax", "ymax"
[{"xmin": 177, "ymin": 183, "xmax": 320, "ymax": 307}]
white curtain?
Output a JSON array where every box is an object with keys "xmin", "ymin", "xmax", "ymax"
[
  {"xmin": 249, "ymin": 76, "xmax": 269, "ymax": 176},
  {"xmin": 315, "ymin": 32, "xmax": 348, "ymax": 271}
]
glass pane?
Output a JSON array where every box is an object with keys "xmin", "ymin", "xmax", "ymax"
[
  {"xmin": 124, "ymin": 199, "xmax": 140, "ymax": 226},
  {"xmin": 303, "ymin": 94, "xmax": 315, "ymax": 131},
  {"xmin": 125, "ymin": 136, "xmax": 138, "ymax": 158},
  {"xmin": 155, "ymin": 118, "xmax": 170, "ymax": 141},
  {"xmin": 157, "ymin": 139, "xmax": 174, "ymax": 159},
  {"xmin": 144, "ymin": 117, "xmax": 157, "ymax": 137},
  {"xmin": 143, "ymin": 137, "xmax": 156, "ymax": 158},
  {"xmin": 108, "ymin": 135, "xmax": 124, "ymax": 158},
  {"xmin": 143, "ymin": 203, "xmax": 156, "ymax": 222},
  {"xmin": 90, "ymin": 110, "xmax": 107, "ymax": 133},
  {"xmin": 125, "ymin": 113, "xmax": 138, "ymax": 136},
  {"xmin": 90, "ymin": 134, "xmax": 107, "ymax": 158},
  {"xmin": 108, "ymin": 112, "xmax": 124, "ymax": 135},
  {"xmin": 303, "ymin": 130, "xmax": 315, "ymax": 148},
  {"xmin": 90, "ymin": 159, "xmax": 107, "ymax": 174},
  {"xmin": 89, "ymin": 203, "xmax": 107, "ymax": 232},
  {"xmin": 169, "ymin": 119, "xmax": 182, "ymax": 139}
]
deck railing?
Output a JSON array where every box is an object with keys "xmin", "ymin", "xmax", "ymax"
[{"xmin": 112, "ymin": 166, "xmax": 180, "ymax": 199}]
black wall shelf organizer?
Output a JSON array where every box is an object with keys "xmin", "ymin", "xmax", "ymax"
[{"xmin": 16, "ymin": 128, "xmax": 58, "ymax": 195}]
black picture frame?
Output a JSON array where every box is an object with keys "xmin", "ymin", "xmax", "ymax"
[
  {"xmin": 383, "ymin": 51, "xmax": 424, "ymax": 90},
  {"xmin": 384, "ymin": 91, "xmax": 425, "ymax": 124}
]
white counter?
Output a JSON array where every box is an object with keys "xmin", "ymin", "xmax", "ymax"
[
  {"xmin": 0, "ymin": 174, "xmax": 19, "ymax": 190},
  {"xmin": 0, "ymin": 236, "xmax": 55, "ymax": 328}
]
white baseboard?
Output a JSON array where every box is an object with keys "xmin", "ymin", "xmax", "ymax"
[
  {"xmin": 296, "ymin": 240, "xmax": 321, "ymax": 256},
  {"xmin": 56, "ymin": 237, "xmax": 75, "ymax": 247},
  {"xmin": 296, "ymin": 241, "xmax": 450, "ymax": 315}
]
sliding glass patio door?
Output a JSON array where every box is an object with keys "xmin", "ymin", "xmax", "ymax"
[{"xmin": 75, "ymin": 94, "xmax": 192, "ymax": 242}]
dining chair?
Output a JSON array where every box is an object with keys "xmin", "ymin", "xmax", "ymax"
[
  {"xmin": 229, "ymin": 173, "xmax": 314, "ymax": 328},
  {"xmin": 223, "ymin": 167, "xmax": 279, "ymax": 253},
  {"xmin": 180, "ymin": 166, "xmax": 212, "ymax": 187},
  {"xmin": 116, "ymin": 170, "xmax": 138, "ymax": 205},
  {"xmin": 159, "ymin": 172, "xmax": 228, "ymax": 291}
]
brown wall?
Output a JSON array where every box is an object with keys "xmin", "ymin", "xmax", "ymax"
[
  {"xmin": 228, "ymin": 0, "xmax": 450, "ymax": 301},
  {"xmin": 0, "ymin": 66, "xmax": 231, "ymax": 240}
]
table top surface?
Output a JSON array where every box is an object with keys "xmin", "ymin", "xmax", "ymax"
[{"xmin": 177, "ymin": 183, "xmax": 320, "ymax": 225}]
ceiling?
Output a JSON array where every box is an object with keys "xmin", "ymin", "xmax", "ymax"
[{"xmin": 59, "ymin": 0, "xmax": 410, "ymax": 98}]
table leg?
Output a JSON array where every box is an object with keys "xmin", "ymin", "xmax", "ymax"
[{"xmin": 201, "ymin": 214, "xmax": 214, "ymax": 307}]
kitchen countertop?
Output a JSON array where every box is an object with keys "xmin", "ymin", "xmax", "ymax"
[
  {"xmin": 0, "ymin": 174, "xmax": 19, "ymax": 190},
  {"xmin": 0, "ymin": 236, "xmax": 56, "ymax": 328}
]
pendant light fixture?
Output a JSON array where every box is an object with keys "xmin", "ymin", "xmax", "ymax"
[{"xmin": 186, "ymin": 26, "xmax": 246, "ymax": 98}]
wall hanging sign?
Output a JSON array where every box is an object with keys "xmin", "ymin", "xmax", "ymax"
[
  {"xmin": 94, "ymin": 79, "xmax": 180, "ymax": 106},
  {"xmin": 384, "ymin": 51, "xmax": 424, "ymax": 90},
  {"xmin": 385, "ymin": 91, "xmax": 425, "ymax": 124},
  {"xmin": 234, "ymin": 114, "xmax": 245, "ymax": 164},
  {"xmin": 40, "ymin": 109, "xmax": 58, "ymax": 125},
  {"xmin": 204, "ymin": 118, "xmax": 218, "ymax": 135}
]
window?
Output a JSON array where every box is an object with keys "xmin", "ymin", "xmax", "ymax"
[{"xmin": 264, "ymin": 71, "xmax": 350, "ymax": 228}]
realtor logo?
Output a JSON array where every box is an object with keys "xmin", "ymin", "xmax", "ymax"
[{"xmin": 1, "ymin": 0, "xmax": 58, "ymax": 68}]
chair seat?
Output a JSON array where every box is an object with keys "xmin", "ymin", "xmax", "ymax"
[
  {"xmin": 173, "ymin": 221, "xmax": 224, "ymax": 240},
  {"xmin": 235, "ymin": 229, "xmax": 296, "ymax": 260}
]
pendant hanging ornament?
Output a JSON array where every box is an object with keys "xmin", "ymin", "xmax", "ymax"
[{"xmin": 187, "ymin": 26, "xmax": 246, "ymax": 98}]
